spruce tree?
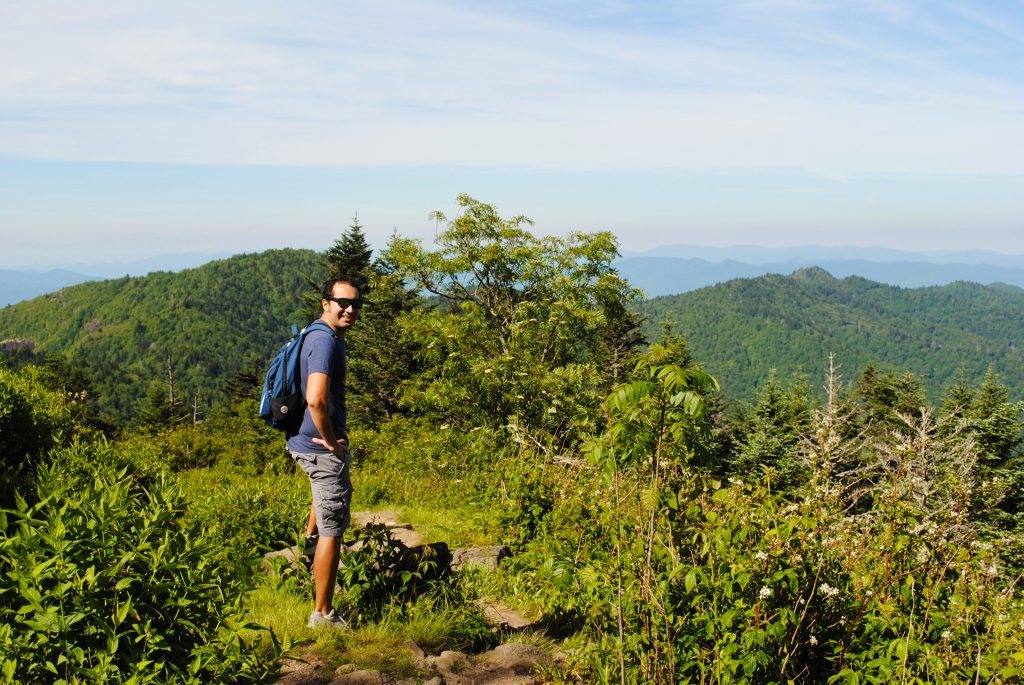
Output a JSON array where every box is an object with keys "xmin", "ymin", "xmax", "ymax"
[
  {"xmin": 319, "ymin": 219, "xmax": 423, "ymax": 427},
  {"xmin": 324, "ymin": 214, "xmax": 374, "ymax": 291}
]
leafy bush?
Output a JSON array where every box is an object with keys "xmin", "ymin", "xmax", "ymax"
[
  {"xmin": 177, "ymin": 466, "xmax": 310, "ymax": 580},
  {"xmin": 0, "ymin": 462, "xmax": 281, "ymax": 684},
  {"xmin": 0, "ymin": 365, "xmax": 72, "ymax": 505},
  {"xmin": 336, "ymin": 525, "xmax": 451, "ymax": 623}
]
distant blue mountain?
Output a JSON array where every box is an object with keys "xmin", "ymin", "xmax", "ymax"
[
  {"xmin": 620, "ymin": 244, "xmax": 1024, "ymax": 268},
  {"xmin": 0, "ymin": 269, "xmax": 95, "ymax": 309},
  {"xmin": 1, "ymin": 252, "xmax": 232, "ymax": 307},
  {"xmin": 614, "ymin": 256, "xmax": 1024, "ymax": 298}
]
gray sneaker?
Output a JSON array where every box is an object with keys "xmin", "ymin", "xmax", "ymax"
[{"xmin": 307, "ymin": 608, "xmax": 348, "ymax": 629}]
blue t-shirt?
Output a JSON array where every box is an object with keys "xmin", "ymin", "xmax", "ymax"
[{"xmin": 285, "ymin": 326, "xmax": 347, "ymax": 454}]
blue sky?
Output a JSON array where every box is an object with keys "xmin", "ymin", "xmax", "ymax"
[{"xmin": 2, "ymin": 0, "xmax": 1023, "ymax": 267}]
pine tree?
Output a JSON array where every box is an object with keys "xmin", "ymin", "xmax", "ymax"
[
  {"xmin": 317, "ymin": 220, "xmax": 423, "ymax": 427},
  {"xmin": 970, "ymin": 368, "xmax": 1023, "ymax": 468},
  {"xmin": 727, "ymin": 371, "xmax": 812, "ymax": 491},
  {"xmin": 324, "ymin": 214, "xmax": 374, "ymax": 291}
]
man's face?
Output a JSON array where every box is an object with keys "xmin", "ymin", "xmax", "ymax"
[{"xmin": 322, "ymin": 282, "xmax": 361, "ymax": 332}]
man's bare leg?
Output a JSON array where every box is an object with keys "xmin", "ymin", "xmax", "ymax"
[
  {"xmin": 313, "ymin": 534, "xmax": 341, "ymax": 615},
  {"xmin": 306, "ymin": 505, "xmax": 318, "ymax": 538}
]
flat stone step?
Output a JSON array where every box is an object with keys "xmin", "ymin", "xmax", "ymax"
[{"xmin": 477, "ymin": 601, "xmax": 534, "ymax": 630}]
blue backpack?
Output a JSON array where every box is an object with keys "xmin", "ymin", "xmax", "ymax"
[{"xmin": 259, "ymin": 320, "xmax": 336, "ymax": 432}]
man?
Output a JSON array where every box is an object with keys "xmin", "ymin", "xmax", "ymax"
[{"xmin": 287, "ymin": 276, "xmax": 362, "ymax": 628}]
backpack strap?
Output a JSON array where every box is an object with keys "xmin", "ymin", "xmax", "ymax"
[{"xmin": 303, "ymin": 319, "xmax": 338, "ymax": 339}]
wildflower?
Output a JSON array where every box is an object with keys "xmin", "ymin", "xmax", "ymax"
[
  {"xmin": 820, "ymin": 583, "xmax": 840, "ymax": 598},
  {"xmin": 755, "ymin": 551, "xmax": 768, "ymax": 562},
  {"xmin": 759, "ymin": 586, "xmax": 772, "ymax": 600},
  {"xmin": 941, "ymin": 630, "xmax": 951, "ymax": 640},
  {"xmin": 808, "ymin": 635, "xmax": 818, "ymax": 646}
]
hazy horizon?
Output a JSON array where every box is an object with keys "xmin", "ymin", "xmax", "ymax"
[
  {"xmin": 10, "ymin": 241, "xmax": 1024, "ymax": 274},
  {"xmin": 3, "ymin": 2, "xmax": 1022, "ymax": 267}
]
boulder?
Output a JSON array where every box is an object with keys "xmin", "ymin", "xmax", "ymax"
[
  {"xmin": 329, "ymin": 669, "xmax": 392, "ymax": 684},
  {"xmin": 451, "ymin": 545, "xmax": 510, "ymax": 572},
  {"xmin": 261, "ymin": 545, "xmax": 303, "ymax": 575},
  {"xmin": 477, "ymin": 601, "xmax": 534, "ymax": 630},
  {"xmin": 479, "ymin": 644, "xmax": 553, "ymax": 674}
]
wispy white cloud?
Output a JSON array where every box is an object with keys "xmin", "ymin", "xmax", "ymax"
[{"xmin": 1, "ymin": 0, "xmax": 1022, "ymax": 174}]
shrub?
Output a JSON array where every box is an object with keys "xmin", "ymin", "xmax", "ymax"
[
  {"xmin": 0, "ymin": 461, "xmax": 281, "ymax": 683},
  {"xmin": 0, "ymin": 365, "xmax": 72, "ymax": 505},
  {"xmin": 177, "ymin": 465, "xmax": 310, "ymax": 580},
  {"xmin": 336, "ymin": 524, "xmax": 451, "ymax": 623}
]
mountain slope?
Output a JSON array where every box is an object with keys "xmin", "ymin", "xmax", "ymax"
[
  {"xmin": 0, "ymin": 249, "xmax": 322, "ymax": 422},
  {"xmin": 637, "ymin": 267, "xmax": 1024, "ymax": 401}
]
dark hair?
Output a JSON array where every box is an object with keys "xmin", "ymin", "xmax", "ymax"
[{"xmin": 322, "ymin": 276, "xmax": 361, "ymax": 301}]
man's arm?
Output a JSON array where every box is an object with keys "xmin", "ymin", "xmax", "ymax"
[{"xmin": 306, "ymin": 371, "xmax": 346, "ymax": 454}]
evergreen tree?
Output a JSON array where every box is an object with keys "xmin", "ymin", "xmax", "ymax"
[
  {"xmin": 971, "ymin": 368, "xmax": 1023, "ymax": 468},
  {"xmin": 727, "ymin": 371, "xmax": 812, "ymax": 491},
  {"xmin": 316, "ymin": 219, "xmax": 423, "ymax": 427},
  {"xmin": 136, "ymin": 379, "xmax": 187, "ymax": 431},
  {"xmin": 854, "ymin": 363, "xmax": 927, "ymax": 437},
  {"xmin": 324, "ymin": 214, "xmax": 374, "ymax": 290}
]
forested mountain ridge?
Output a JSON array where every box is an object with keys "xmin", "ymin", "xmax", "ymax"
[
  {"xmin": 638, "ymin": 266, "xmax": 1024, "ymax": 401},
  {"xmin": 0, "ymin": 249, "xmax": 322, "ymax": 422},
  {"xmin": 6, "ymin": 247, "xmax": 1024, "ymax": 423}
]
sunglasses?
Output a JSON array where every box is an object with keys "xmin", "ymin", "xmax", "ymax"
[{"xmin": 325, "ymin": 296, "xmax": 364, "ymax": 310}]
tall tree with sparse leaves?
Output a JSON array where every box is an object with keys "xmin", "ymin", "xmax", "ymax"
[{"xmin": 383, "ymin": 194, "xmax": 644, "ymax": 445}]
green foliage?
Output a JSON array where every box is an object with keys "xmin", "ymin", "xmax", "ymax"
[
  {"xmin": 853, "ymin": 363, "xmax": 928, "ymax": 438},
  {"xmin": 938, "ymin": 368, "xmax": 1024, "ymax": 575},
  {"xmin": 324, "ymin": 214, "xmax": 375, "ymax": 291},
  {"xmin": 726, "ymin": 371, "xmax": 812, "ymax": 490},
  {"xmin": 384, "ymin": 194, "xmax": 644, "ymax": 443},
  {"xmin": 114, "ymin": 411, "xmax": 288, "ymax": 476},
  {"xmin": 335, "ymin": 525, "xmax": 449, "ymax": 623},
  {"xmin": 177, "ymin": 466, "xmax": 310, "ymax": 581},
  {"xmin": 0, "ymin": 364, "xmax": 72, "ymax": 505},
  {"xmin": 637, "ymin": 269, "xmax": 1024, "ymax": 403},
  {"xmin": 0, "ymin": 462, "xmax": 281, "ymax": 684},
  {"xmin": 345, "ymin": 254, "xmax": 424, "ymax": 428},
  {"xmin": 513, "ymin": 347, "xmax": 1024, "ymax": 684},
  {"xmin": 597, "ymin": 338, "xmax": 719, "ymax": 468},
  {"xmin": 0, "ymin": 249, "xmax": 322, "ymax": 424}
]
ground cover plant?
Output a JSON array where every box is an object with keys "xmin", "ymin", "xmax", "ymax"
[{"xmin": 0, "ymin": 423, "xmax": 282, "ymax": 683}]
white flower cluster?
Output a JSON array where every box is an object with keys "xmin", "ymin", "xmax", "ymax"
[
  {"xmin": 759, "ymin": 586, "xmax": 773, "ymax": 599},
  {"xmin": 755, "ymin": 551, "xmax": 769, "ymax": 562},
  {"xmin": 819, "ymin": 583, "xmax": 840, "ymax": 598}
]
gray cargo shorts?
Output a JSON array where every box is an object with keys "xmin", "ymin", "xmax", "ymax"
[{"xmin": 290, "ymin": 448, "xmax": 352, "ymax": 538}]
